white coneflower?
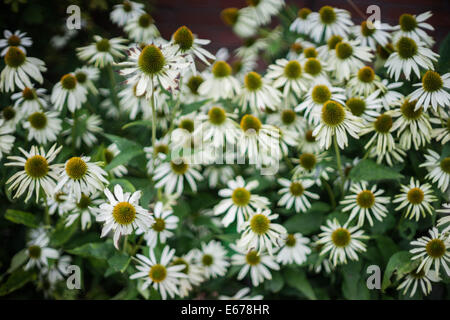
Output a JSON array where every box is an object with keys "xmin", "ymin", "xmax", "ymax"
[
  {"xmin": 23, "ymin": 111, "xmax": 62, "ymax": 145},
  {"xmin": 125, "ymin": 13, "xmax": 160, "ymax": 43},
  {"xmin": 198, "ymin": 60, "xmax": 240, "ymax": 100},
  {"xmin": 1, "ymin": 105, "xmax": 21, "ymax": 130},
  {"xmin": 110, "ymin": 0, "xmax": 145, "ymax": 27},
  {"xmin": 392, "ymin": 11, "xmax": 435, "ymax": 46},
  {"xmin": 302, "ymin": 57, "xmax": 330, "ymax": 83},
  {"xmin": 307, "ymin": 6, "xmax": 353, "ymax": 42},
  {"xmin": 397, "ymin": 267, "xmax": 440, "ymax": 298},
  {"xmin": 240, "ymin": 0, "xmax": 284, "ymax": 26},
  {"xmin": 286, "ymin": 39, "xmax": 314, "ymax": 60},
  {"xmin": 214, "ymin": 176, "xmax": 270, "ymax": 230},
  {"xmin": 345, "ymin": 93, "xmax": 383, "ymax": 123},
  {"xmin": 65, "ymin": 192, "xmax": 102, "ymax": 230},
  {"xmin": 118, "ymin": 83, "xmax": 151, "ymax": 120},
  {"xmin": 23, "ymin": 232, "xmax": 59, "ymax": 271},
  {"xmin": 203, "ymin": 165, "xmax": 235, "ymax": 188},
  {"xmin": 77, "ymin": 35, "xmax": 127, "ymax": 68},
  {"xmin": 172, "ymin": 25, "xmax": 215, "ymax": 73},
  {"xmin": 55, "ymin": 156, "xmax": 108, "ymax": 201},
  {"xmin": 430, "ymin": 110, "xmax": 450, "ymax": 144},
  {"xmin": 144, "ymin": 136, "xmax": 170, "ymax": 174},
  {"xmin": 47, "ymin": 191, "xmax": 70, "ymax": 217},
  {"xmin": 220, "ymin": 7, "xmax": 258, "ymax": 38},
  {"xmin": 313, "ymin": 100, "xmax": 362, "ymax": 150},
  {"xmin": 5, "ymin": 144, "xmax": 62, "ymax": 203},
  {"xmin": 353, "ymin": 21, "xmax": 392, "ymax": 50},
  {"xmin": 130, "ymin": 246, "xmax": 187, "ymax": 299},
  {"xmin": 43, "ymin": 253, "xmax": 72, "ymax": 285},
  {"xmin": 118, "ymin": 43, "xmax": 189, "ymax": 98},
  {"xmin": 73, "ymin": 66, "xmax": 100, "ymax": 95},
  {"xmin": 316, "ymin": 34, "xmax": 343, "ymax": 61},
  {"xmin": 11, "ymin": 86, "xmax": 47, "ymax": 117},
  {"xmin": 64, "ymin": 113, "xmax": 102, "ymax": 148},
  {"xmin": 141, "ymin": 201, "xmax": 179, "ymax": 248},
  {"xmin": 369, "ymin": 142, "xmax": 407, "ymax": 167},
  {"xmin": 170, "ymin": 113, "xmax": 198, "ymax": 148},
  {"xmin": 385, "ymin": 36, "xmax": 438, "ymax": 81},
  {"xmin": 410, "ymin": 227, "xmax": 450, "ymax": 277},
  {"xmin": 316, "ymin": 218, "xmax": 368, "ymax": 266},
  {"xmin": 393, "ymin": 177, "xmax": 437, "ymax": 221},
  {"xmin": 409, "ymin": 70, "xmax": 450, "ymax": 112},
  {"xmin": 194, "ymin": 105, "xmax": 240, "ymax": 149},
  {"xmin": 97, "ymin": 185, "xmax": 153, "ymax": 249},
  {"xmin": 0, "ymin": 119, "xmax": 15, "ymax": 159},
  {"xmin": 266, "ymin": 58, "xmax": 312, "ymax": 98},
  {"xmin": 238, "ymin": 71, "xmax": 281, "ymax": 113},
  {"xmin": 238, "ymin": 208, "xmax": 287, "ymax": 255},
  {"xmin": 231, "ymin": 244, "xmax": 280, "ymax": 287},
  {"xmin": 437, "ymin": 203, "xmax": 450, "ymax": 234},
  {"xmin": 102, "ymin": 143, "xmax": 128, "ymax": 178},
  {"xmin": 276, "ymin": 233, "xmax": 311, "ymax": 265},
  {"xmin": 297, "ymin": 129, "xmax": 322, "ymax": 154},
  {"xmin": 296, "ymin": 82, "xmax": 346, "ymax": 125},
  {"xmin": 170, "ymin": 250, "xmax": 204, "ymax": 298},
  {"xmin": 277, "ymin": 178, "xmax": 319, "ymax": 213},
  {"xmin": 235, "ymin": 35, "xmax": 270, "ymax": 60},
  {"xmin": 0, "ymin": 30, "xmax": 32, "ymax": 56},
  {"xmin": 292, "ymin": 151, "xmax": 333, "ymax": 185},
  {"xmin": 420, "ymin": 149, "xmax": 450, "ymax": 192},
  {"xmin": 348, "ymin": 66, "xmax": 385, "ymax": 97},
  {"xmin": 267, "ymin": 108, "xmax": 306, "ymax": 134},
  {"xmin": 391, "ymin": 99, "xmax": 432, "ymax": 150},
  {"xmin": 328, "ymin": 40, "xmax": 373, "ymax": 81},
  {"xmin": 219, "ymin": 287, "xmax": 263, "ymax": 300},
  {"xmin": 153, "ymin": 157, "xmax": 203, "ymax": 195},
  {"xmin": 340, "ymin": 181, "xmax": 390, "ymax": 227},
  {"xmin": 360, "ymin": 112, "xmax": 396, "ymax": 155},
  {"xmin": 0, "ymin": 46, "xmax": 46, "ymax": 92},
  {"xmin": 51, "ymin": 73, "xmax": 87, "ymax": 113},
  {"xmin": 290, "ymin": 8, "xmax": 312, "ymax": 34},
  {"xmin": 373, "ymin": 79, "xmax": 404, "ymax": 110},
  {"xmin": 196, "ymin": 240, "xmax": 230, "ymax": 279}
]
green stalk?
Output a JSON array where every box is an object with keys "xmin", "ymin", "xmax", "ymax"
[
  {"xmin": 333, "ymin": 134, "xmax": 345, "ymax": 196},
  {"xmin": 107, "ymin": 64, "xmax": 119, "ymax": 108},
  {"xmin": 150, "ymin": 77, "xmax": 157, "ymax": 162}
]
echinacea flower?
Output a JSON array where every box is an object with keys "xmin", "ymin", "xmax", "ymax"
[
  {"xmin": 392, "ymin": 11, "xmax": 435, "ymax": 46},
  {"xmin": 23, "ymin": 111, "xmax": 62, "ymax": 145},
  {"xmin": 308, "ymin": 6, "xmax": 353, "ymax": 43},
  {"xmin": 238, "ymin": 71, "xmax": 281, "ymax": 113},
  {"xmin": 140, "ymin": 201, "xmax": 179, "ymax": 248},
  {"xmin": 77, "ymin": 35, "xmax": 128, "ymax": 68},
  {"xmin": 420, "ymin": 149, "xmax": 450, "ymax": 192},
  {"xmin": 110, "ymin": 0, "xmax": 145, "ymax": 27},
  {"xmin": 65, "ymin": 192, "xmax": 102, "ymax": 230},
  {"xmin": 170, "ymin": 251, "xmax": 204, "ymax": 298},
  {"xmin": 266, "ymin": 58, "xmax": 312, "ymax": 98},
  {"xmin": 124, "ymin": 13, "xmax": 160, "ymax": 43},
  {"xmin": 0, "ymin": 30, "xmax": 32, "ymax": 56},
  {"xmin": 276, "ymin": 233, "xmax": 311, "ymax": 265},
  {"xmin": 353, "ymin": 20, "xmax": 392, "ymax": 50},
  {"xmin": 290, "ymin": 8, "xmax": 312, "ymax": 35},
  {"xmin": 220, "ymin": 7, "xmax": 258, "ymax": 38},
  {"xmin": 397, "ymin": 267, "xmax": 440, "ymax": 298},
  {"xmin": 277, "ymin": 178, "xmax": 319, "ymax": 213},
  {"xmin": 195, "ymin": 240, "xmax": 230, "ymax": 279},
  {"xmin": 11, "ymin": 85, "xmax": 47, "ymax": 117},
  {"xmin": 408, "ymin": 70, "xmax": 450, "ymax": 112},
  {"xmin": 23, "ymin": 232, "xmax": 59, "ymax": 271},
  {"xmin": 345, "ymin": 93, "xmax": 382, "ymax": 123},
  {"xmin": 198, "ymin": 60, "xmax": 240, "ymax": 100},
  {"xmin": 240, "ymin": 0, "xmax": 284, "ymax": 26},
  {"xmin": 51, "ymin": 73, "xmax": 87, "ymax": 113},
  {"xmin": 0, "ymin": 119, "xmax": 15, "ymax": 160}
]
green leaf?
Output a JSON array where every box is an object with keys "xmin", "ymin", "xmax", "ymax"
[
  {"xmin": 50, "ymin": 218, "xmax": 78, "ymax": 247},
  {"xmin": 437, "ymin": 33, "xmax": 450, "ymax": 73},
  {"xmin": 0, "ymin": 269, "xmax": 36, "ymax": 296},
  {"xmin": 349, "ymin": 159, "xmax": 403, "ymax": 182},
  {"xmin": 374, "ymin": 235, "xmax": 399, "ymax": 266},
  {"xmin": 105, "ymin": 148, "xmax": 143, "ymax": 171},
  {"xmin": 181, "ymin": 99, "xmax": 210, "ymax": 115},
  {"xmin": 66, "ymin": 242, "xmax": 115, "ymax": 260},
  {"xmin": 266, "ymin": 271, "xmax": 284, "ymax": 293},
  {"xmin": 122, "ymin": 120, "xmax": 153, "ymax": 130},
  {"xmin": 108, "ymin": 252, "xmax": 131, "ymax": 274},
  {"xmin": 7, "ymin": 249, "xmax": 28, "ymax": 273},
  {"xmin": 4, "ymin": 209, "xmax": 38, "ymax": 228},
  {"xmin": 283, "ymin": 202, "xmax": 330, "ymax": 235},
  {"xmin": 109, "ymin": 179, "xmax": 136, "ymax": 193},
  {"xmin": 381, "ymin": 251, "xmax": 418, "ymax": 291},
  {"xmin": 341, "ymin": 261, "xmax": 370, "ymax": 299},
  {"xmin": 284, "ymin": 267, "xmax": 316, "ymax": 300}
]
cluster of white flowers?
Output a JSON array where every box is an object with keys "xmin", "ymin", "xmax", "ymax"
[{"xmin": 1, "ymin": 1, "xmax": 450, "ymax": 300}]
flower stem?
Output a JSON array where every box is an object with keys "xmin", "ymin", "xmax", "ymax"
[
  {"xmin": 123, "ymin": 235, "xmax": 128, "ymax": 253},
  {"xmin": 150, "ymin": 77, "xmax": 157, "ymax": 162},
  {"xmin": 333, "ymin": 134, "xmax": 345, "ymax": 196},
  {"xmin": 321, "ymin": 178, "xmax": 336, "ymax": 209}
]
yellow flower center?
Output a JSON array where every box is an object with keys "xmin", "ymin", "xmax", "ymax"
[
  {"xmin": 170, "ymin": 159, "xmax": 188, "ymax": 175},
  {"xmin": 155, "ymin": 144, "xmax": 169, "ymax": 155},
  {"xmin": 232, "ymin": 187, "xmax": 251, "ymax": 206},
  {"xmin": 377, "ymin": 43, "xmax": 394, "ymax": 60},
  {"xmin": 7, "ymin": 34, "xmax": 21, "ymax": 46},
  {"xmin": 208, "ymin": 106, "xmax": 226, "ymax": 125},
  {"xmin": 173, "ymin": 25, "xmax": 194, "ymax": 51},
  {"xmin": 374, "ymin": 114, "xmax": 393, "ymax": 133},
  {"xmin": 65, "ymin": 157, "xmax": 88, "ymax": 180},
  {"xmin": 335, "ymin": 42, "xmax": 353, "ymax": 60},
  {"xmin": 138, "ymin": 13, "xmax": 153, "ymax": 28},
  {"xmin": 290, "ymin": 182, "xmax": 304, "ymax": 196},
  {"xmin": 171, "ymin": 258, "xmax": 189, "ymax": 274},
  {"xmin": 112, "ymin": 202, "xmax": 136, "ymax": 225},
  {"xmin": 152, "ymin": 217, "xmax": 166, "ymax": 232},
  {"xmin": 357, "ymin": 66, "xmax": 375, "ymax": 83},
  {"xmin": 331, "ymin": 228, "xmax": 351, "ymax": 247},
  {"xmin": 28, "ymin": 245, "xmax": 41, "ymax": 259},
  {"xmin": 103, "ymin": 149, "xmax": 114, "ymax": 164},
  {"xmin": 319, "ymin": 6, "xmax": 336, "ymax": 24},
  {"xmin": 311, "ymin": 85, "xmax": 331, "ymax": 104},
  {"xmin": 399, "ymin": 13, "xmax": 417, "ymax": 32},
  {"xmin": 202, "ymin": 254, "xmax": 214, "ymax": 266},
  {"xmin": 356, "ymin": 190, "xmax": 375, "ymax": 208},
  {"xmin": 303, "ymin": 47, "xmax": 317, "ymax": 58},
  {"xmin": 281, "ymin": 109, "xmax": 296, "ymax": 125},
  {"xmin": 240, "ymin": 114, "xmax": 261, "ymax": 133},
  {"xmin": 286, "ymin": 234, "xmax": 297, "ymax": 247},
  {"xmin": 2, "ymin": 106, "xmax": 15, "ymax": 120},
  {"xmin": 410, "ymin": 268, "xmax": 425, "ymax": 279},
  {"xmin": 60, "ymin": 74, "xmax": 77, "ymax": 90},
  {"xmin": 148, "ymin": 264, "xmax": 167, "ymax": 282},
  {"xmin": 138, "ymin": 44, "xmax": 166, "ymax": 75},
  {"xmin": 407, "ymin": 187, "xmax": 424, "ymax": 204},
  {"xmin": 440, "ymin": 157, "xmax": 450, "ymax": 174},
  {"xmin": 220, "ymin": 8, "xmax": 239, "ymax": 26},
  {"xmin": 284, "ymin": 60, "xmax": 302, "ymax": 79},
  {"xmin": 291, "ymin": 43, "xmax": 303, "ymax": 54},
  {"xmin": 305, "ymin": 130, "xmax": 316, "ymax": 142},
  {"xmin": 346, "ymin": 97, "xmax": 366, "ymax": 116},
  {"xmin": 250, "ymin": 214, "xmax": 270, "ymax": 235},
  {"xmin": 400, "ymin": 99, "xmax": 422, "ymax": 120},
  {"xmin": 298, "ymin": 8, "xmax": 311, "ymax": 19},
  {"xmin": 425, "ymin": 239, "xmax": 446, "ymax": 258},
  {"xmin": 212, "ymin": 61, "xmax": 231, "ymax": 78},
  {"xmin": 75, "ymin": 71, "xmax": 87, "ymax": 84},
  {"xmin": 186, "ymin": 75, "xmax": 204, "ymax": 95},
  {"xmin": 361, "ymin": 21, "xmax": 375, "ymax": 36},
  {"xmin": 95, "ymin": 38, "xmax": 110, "ymax": 52},
  {"xmin": 28, "ymin": 112, "xmax": 47, "ymax": 129},
  {"xmin": 321, "ymin": 101, "xmax": 346, "ymax": 126},
  {"xmin": 22, "ymin": 87, "xmax": 35, "ymax": 100},
  {"xmin": 422, "ymin": 70, "xmax": 443, "ymax": 92},
  {"xmin": 299, "ymin": 153, "xmax": 316, "ymax": 170},
  {"xmin": 327, "ymin": 35, "xmax": 342, "ymax": 50},
  {"xmin": 122, "ymin": 1, "xmax": 132, "ymax": 12},
  {"xmin": 304, "ymin": 58, "xmax": 322, "ymax": 76},
  {"xmin": 245, "ymin": 250, "xmax": 261, "ymax": 266},
  {"xmin": 77, "ymin": 194, "xmax": 91, "ymax": 209},
  {"xmin": 179, "ymin": 118, "xmax": 194, "ymax": 132},
  {"xmin": 396, "ymin": 37, "xmax": 417, "ymax": 59},
  {"xmin": 25, "ymin": 155, "xmax": 49, "ymax": 178},
  {"xmin": 4, "ymin": 46, "xmax": 25, "ymax": 68},
  {"xmin": 244, "ymin": 71, "xmax": 262, "ymax": 91}
]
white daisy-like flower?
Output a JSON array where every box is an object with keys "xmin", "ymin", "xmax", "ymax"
[
  {"xmin": 73, "ymin": 66, "xmax": 100, "ymax": 95},
  {"xmin": 408, "ymin": 71, "xmax": 450, "ymax": 112},
  {"xmin": 235, "ymin": 36, "xmax": 269, "ymax": 60},
  {"xmin": 118, "ymin": 43, "xmax": 189, "ymax": 98},
  {"xmin": 130, "ymin": 246, "xmax": 187, "ymax": 299},
  {"xmin": 340, "ymin": 181, "xmax": 390, "ymax": 227},
  {"xmin": 230, "ymin": 244, "xmax": 280, "ymax": 287},
  {"xmin": 316, "ymin": 218, "xmax": 368, "ymax": 266},
  {"xmin": 313, "ymin": 100, "xmax": 362, "ymax": 150},
  {"xmin": 144, "ymin": 136, "xmax": 170, "ymax": 174},
  {"xmin": 0, "ymin": 46, "xmax": 46, "ymax": 92},
  {"xmin": 238, "ymin": 208, "xmax": 287, "ymax": 255},
  {"xmin": 153, "ymin": 157, "xmax": 203, "ymax": 195},
  {"xmin": 392, "ymin": 11, "xmax": 435, "ymax": 47},
  {"xmin": 353, "ymin": 21, "xmax": 392, "ymax": 50},
  {"xmin": 368, "ymin": 142, "xmax": 407, "ymax": 167},
  {"xmin": 214, "ymin": 176, "xmax": 270, "ymax": 230},
  {"xmin": 5, "ymin": 144, "xmax": 62, "ymax": 203},
  {"xmin": 292, "ymin": 151, "xmax": 333, "ymax": 185},
  {"xmin": 265, "ymin": 58, "xmax": 312, "ymax": 98},
  {"xmin": 198, "ymin": 60, "xmax": 240, "ymax": 100},
  {"xmin": 430, "ymin": 109, "xmax": 450, "ymax": 145},
  {"xmin": 276, "ymin": 233, "xmax": 311, "ymax": 265},
  {"xmin": 23, "ymin": 111, "xmax": 62, "ymax": 145},
  {"xmin": 102, "ymin": 143, "xmax": 128, "ymax": 178},
  {"xmin": 219, "ymin": 287, "xmax": 263, "ymax": 300},
  {"xmin": 385, "ymin": 36, "xmax": 438, "ymax": 81},
  {"xmin": 0, "ymin": 119, "xmax": 15, "ymax": 159},
  {"xmin": 110, "ymin": 0, "xmax": 145, "ymax": 27},
  {"xmin": 64, "ymin": 113, "xmax": 102, "ymax": 148},
  {"xmin": 170, "ymin": 250, "xmax": 204, "ymax": 298},
  {"xmin": 118, "ymin": 83, "xmax": 151, "ymax": 120},
  {"xmin": 372, "ymin": 79, "xmax": 404, "ymax": 110},
  {"xmin": 77, "ymin": 35, "xmax": 127, "ymax": 68},
  {"xmin": 347, "ymin": 66, "xmax": 385, "ymax": 97},
  {"xmin": 1, "ymin": 105, "xmax": 21, "ymax": 130},
  {"xmin": 51, "ymin": 73, "xmax": 87, "ymax": 113},
  {"xmin": 302, "ymin": 57, "xmax": 330, "ymax": 83},
  {"xmin": 267, "ymin": 108, "xmax": 306, "ymax": 134},
  {"xmin": 393, "ymin": 177, "xmax": 437, "ymax": 221},
  {"xmin": 296, "ymin": 82, "xmax": 346, "ymax": 125},
  {"xmin": 23, "ymin": 232, "xmax": 59, "ymax": 271},
  {"xmin": 308, "ymin": 6, "xmax": 353, "ymax": 42},
  {"xmin": 391, "ymin": 98, "xmax": 432, "ymax": 150},
  {"xmin": 397, "ymin": 267, "xmax": 440, "ymax": 298},
  {"xmin": 277, "ymin": 178, "xmax": 319, "ymax": 213},
  {"xmin": 0, "ymin": 30, "xmax": 32, "ymax": 56},
  {"xmin": 171, "ymin": 25, "xmax": 215, "ymax": 74},
  {"xmin": 297, "ymin": 128, "xmax": 322, "ymax": 154},
  {"xmin": 410, "ymin": 227, "xmax": 450, "ymax": 277},
  {"xmin": 360, "ymin": 112, "xmax": 396, "ymax": 156},
  {"xmin": 47, "ymin": 191, "xmax": 70, "ymax": 217},
  {"xmin": 437, "ymin": 203, "xmax": 450, "ymax": 234},
  {"xmin": 11, "ymin": 85, "xmax": 47, "ymax": 117},
  {"xmin": 345, "ymin": 93, "xmax": 383, "ymax": 123},
  {"xmin": 286, "ymin": 39, "xmax": 314, "ymax": 61},
  {"xmin": 140, "ymin": 201, "xmax": 178, "ymax": 248},
  {"xmin": 195, "ymin": 240, "xmax": 230, "ymax": 279},
  {"xmin": 55, "ymin": 156, "xmax": 108, "ymax": 201},
  {"xmin": 97, "ymin": 184, "xmax": 153, "ymax": 249},
  {"xmin": 316, "ymin": 34, "xmax": 343, "ymax": 61},
  {"xmin": 327, "ymin": 40, "xmax": 373, "ymax": 82},
  {"xmin": 203, "ymin": 165, "xmax": 235, "ymax": 189},
  {"xmin": 65, "ymin": 192, "xmax": 102, "ymax": 230},
  {"xmin": 124, "ymin": 13, "xmax": 160, "ymax": 43},
  {"xmin": 238, "ymin": 71, "xmax": 281, "ymax": 113},
  {"xmin": 420, "ymin": 149, "xmax": 450, "ymax": 192},
  {"xmin": 220, "ymin": 7, "xmax": 258, "ymax": 38},
  {"xmin": 290, "ymin": 8, "xmax": 312, "ymax": 34},
  {"xmin": 43, "ymin": 254, "xmax": 72, "ymax": 285},
  {"xmin": 240, "ymin": 0, "xmax": 284, "ymax": 26},
  {"xmin": 194, "ymin": 105, "xmax": 240, "ymax": 149}
]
